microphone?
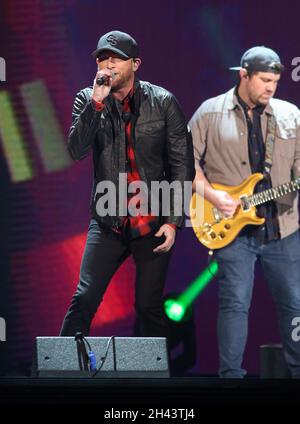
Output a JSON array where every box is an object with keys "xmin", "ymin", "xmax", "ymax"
[{"xmin": 96, "ymin": 73, "xmax": 115, "ymax": 86}]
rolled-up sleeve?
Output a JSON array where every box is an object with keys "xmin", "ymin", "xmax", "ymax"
[{"xmin": 188, "ymin": 101, "xmax": 209, "ymax": 171}]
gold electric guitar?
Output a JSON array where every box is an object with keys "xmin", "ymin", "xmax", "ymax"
[{"xmin": 190, "ymin": 173, "xmax": 300, "ymax": 250}]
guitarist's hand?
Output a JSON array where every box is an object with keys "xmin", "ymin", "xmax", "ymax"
[{"xmin": 212, "ymin": 190, "xmax": 240, "ymax": 217}]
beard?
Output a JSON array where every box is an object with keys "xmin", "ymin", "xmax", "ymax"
[
  {"xmin": 111, "ymin": 73, "xmax": 132, "ymax": 92},
  {"xmin": 249, "ymin": 93, "xmax": 270, "ymax": 107},
  {"xmin": 248, "ymin": 88, "xmax": 272, "ymax": 106},
  {"xmin": 256, "ymin": 98, "xmax": 268, "ymax": 106}
]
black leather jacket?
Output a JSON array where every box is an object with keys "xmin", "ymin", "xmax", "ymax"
[{"xmin": 68, "ymin": 79, "xmax": 195, "ymax": 230}]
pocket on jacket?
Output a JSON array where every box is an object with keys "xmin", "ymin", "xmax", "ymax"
[
  {"xmin": 136, "ymin": 119, "xmax": 165, "ymax": 136},
  {"xmin": 276, "ymin": 119, "xmax": 296, "ymax": 160}
]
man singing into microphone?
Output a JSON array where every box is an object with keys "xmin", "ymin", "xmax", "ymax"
[{"xmin": 60, "ymin": 30, "xmax": 195, "ymax": 338}]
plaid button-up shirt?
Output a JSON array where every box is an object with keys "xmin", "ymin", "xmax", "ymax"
[{"xmin": 93, "ymin": 88, "xmax": 176, "ymax": 238}]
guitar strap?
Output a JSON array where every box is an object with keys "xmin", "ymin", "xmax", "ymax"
[{"xmin": 263, "ymin": 114, "xmax": 277, "ymax": 176}]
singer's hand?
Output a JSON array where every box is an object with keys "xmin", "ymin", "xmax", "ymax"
[
  {"xmin": 153, "ymin": 224, "xmax": 176, "ymax": 254},
  {"xmin": 92, "ymin": 68, "xmax": 114, "ymax": 102}
]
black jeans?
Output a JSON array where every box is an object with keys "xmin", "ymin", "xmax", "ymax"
[{"xmin": 60, "ymin": 219, "xmax": 172, "ymax": 337}]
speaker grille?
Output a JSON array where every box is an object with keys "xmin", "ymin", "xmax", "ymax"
[{"xmin": 35, "ymin": 337, "xmax": 169, "ymax": 378}]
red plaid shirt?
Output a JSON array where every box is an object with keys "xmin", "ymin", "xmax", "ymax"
[{"xmin": 93, "ymin": 89, "xmax": 176, "ymax": 237}]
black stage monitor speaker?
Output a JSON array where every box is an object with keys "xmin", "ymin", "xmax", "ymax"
[
  {"xmin": 260, "ymin": 343, "xmax": 291, "ymax": 378},
  {"xmin": 35, "ymin": 336, "xmax": 169, "ymax": 378}
]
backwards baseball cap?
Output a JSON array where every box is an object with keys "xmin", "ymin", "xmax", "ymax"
[
  {"xmin": 92, "ymin": 30, "xmax": 139, "ymax": 59},
  {"xmin": 229, "ymin": 46, "xmax": 284, "ymax": 74}
]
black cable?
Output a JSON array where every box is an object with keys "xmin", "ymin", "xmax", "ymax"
[
  {"xmin": 74, "ymin": 333, "xmax": 89, "ymax": 371},
  {"xmin": 92, "ymin": 335, "xmax": 116, "ymax": 377},
  {"xmin": 82, "ymin": 336, "xmax": 92, "ymax": 352}
]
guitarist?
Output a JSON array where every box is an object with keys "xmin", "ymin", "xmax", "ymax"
[{"xmin": 189, "ymin": 46, "xmax": 300, "ymax": 378}]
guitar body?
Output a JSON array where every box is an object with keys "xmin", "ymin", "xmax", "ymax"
[{"xmin": 190, "ymin": 173, "xmax": 265, "ymax": 249}]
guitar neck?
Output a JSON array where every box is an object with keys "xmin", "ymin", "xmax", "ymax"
[{"xmin": 248, "ymin": 177, "xmax": 300, "ymax": 207}]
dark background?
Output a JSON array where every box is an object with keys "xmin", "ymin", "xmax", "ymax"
[{"xmin": 0, "ymin": 0, "xmax": 299, "ymax": 376}]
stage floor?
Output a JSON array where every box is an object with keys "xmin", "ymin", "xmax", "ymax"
[{"xmin": 0, "ymin": 376, "xmax": 300, "ymax": 404}]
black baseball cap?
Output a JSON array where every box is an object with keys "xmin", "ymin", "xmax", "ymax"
[
  {"xmin": 229, "ymin": 46, "xmax": 284, "ymax": 74},
  {"xmin": 92, "ymin": 30, "xmax": 139, "ymax": 59}
]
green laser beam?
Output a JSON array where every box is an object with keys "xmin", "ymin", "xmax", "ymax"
[{"xmin": 164, "ymin": 260, "xmax": 218, "ymax": 321}]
